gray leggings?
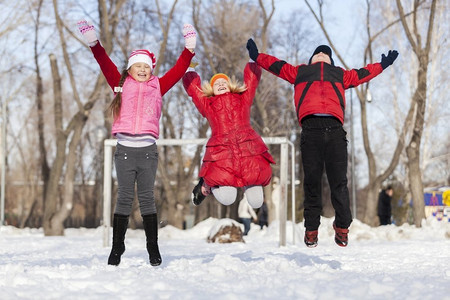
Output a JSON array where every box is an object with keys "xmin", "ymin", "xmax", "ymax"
[{"xmin": 114, "ymin": 143, "xmax": 158, "ymax": 216}]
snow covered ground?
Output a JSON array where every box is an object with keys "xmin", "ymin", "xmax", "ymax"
[{"xmin": 1, "ymin": 217, "xmax": 449, "ymax": 300}]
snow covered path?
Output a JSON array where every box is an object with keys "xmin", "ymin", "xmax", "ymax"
[{"xmin": 1, "ymin": 218, "xmax": 449, "ymax": 300}]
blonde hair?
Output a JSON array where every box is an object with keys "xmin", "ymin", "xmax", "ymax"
[
  {"xmin": 108, "ymin": 70, "xmax": 129, "ymax": 120},
  {"xmin": 201, "ymin": 75, "xmax": 247, "ymax": 97}
]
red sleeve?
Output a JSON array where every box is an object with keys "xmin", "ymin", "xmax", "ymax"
[
  {"xmin": 256, "ymin": 53, "xmax": 298, "ymax": 84},
  {"xmin": 182, "ymin": 71, "xmax": 208, "ymax": 117},
  {"xmin": 90, "ymin": 43, "xmax": 121, "ymax": 91},
  {"xmin": 159, "ymin": 48, "xmax": 195, "ymax": 96},
  {"xmin": 242, "ymin": 62, "xmax": 261, "ymax": 105},
  {"xmin": 343, "ymin": 63, "xmax": 383, "ymax": 89}
]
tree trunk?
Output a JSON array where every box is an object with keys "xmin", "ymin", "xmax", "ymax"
[
  {"xmin": 263, "ymin": 184, "xmax": 274, "ymax": 223},
  {"xmin": 51, "ymin": 120, "xmax": 86, "ymax": 231},
  {"xmin": 396, "ymin": 0, "xmax": 437, "ymax": 227},
  {"xmin": 43, "ymin": 54, "xmax": 66, "ymax": 236},
  {"xmin": 406, "ymin": 145, "xmax": 425, "ymax": 226},
  {"xmin": 406, "ymin": 66, "xmax": 428, "ymax": 226},
  {"xmin": 363, "ymin": 184, "xmax": 382, "ymax": 226},
  {"xmin": 43, "ymin": 55, "xmax": 94, "ymax": 235},
  {"xmin": 33, "ymin": 0, "xmax": 50, "ymax": 207}
]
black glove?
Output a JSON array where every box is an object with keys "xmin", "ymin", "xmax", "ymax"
[
  {"xmin": 380, "ymin": 50, "xmax": 399, "ymax": 69},
  {"xmin": 246, "ymin": 38, "xmax": 259, "ymax": 61}
]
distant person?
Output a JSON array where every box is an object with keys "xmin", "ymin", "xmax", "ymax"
[
  {"xmin": 238, "ymin": 195, "xmax": 258, "ymax": 235},
  {"xmin": 246, "ymin": 38, "xmax": 398, "ymax": 247},
  {"xmin": 258, "ymin": 199, "xmax": 269, "ymax": 229},
  {"xmin": 378, "ymin": 186, "xmax": 393, "ymax": 225}
]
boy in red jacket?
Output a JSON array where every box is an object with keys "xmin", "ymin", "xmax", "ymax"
[{"xmin": 246, "ymin": 39, "xmax": 398, "ymax": 247}]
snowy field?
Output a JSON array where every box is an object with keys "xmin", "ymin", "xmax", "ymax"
[{"xmin": 1, "ymin": 217, "xmax": 449, "ymax": 300}]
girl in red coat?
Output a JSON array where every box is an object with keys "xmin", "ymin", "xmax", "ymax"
[{"xmin": 182, "ymin": 60, "xmax": 275, "ymax": 209}]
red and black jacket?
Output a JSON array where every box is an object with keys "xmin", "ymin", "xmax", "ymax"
[{"xmin": 256, "ymin": 53, "xmax": 383, "ymax": 125}]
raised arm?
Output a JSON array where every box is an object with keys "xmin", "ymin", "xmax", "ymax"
[
  {"xmin": 343, "ymin": 50, "xmax": 398, "ymax": 89},
  {"xmin": 78, "ymin": 20, "xmax": 120, "ymax": 90},
  {"xmin": 242, "ymin": 62, "xmax": 262, "ymax": 105},
  {"xmin": 158, "ymin": 24, "xmax": 197, "ymax": 95},
  {"xmin": 182, "ymin": 70, "xmax": 208, "ymax": 117},
  {"xmin": 246, "ymin": 38, "xmax": 298, "ymax": 84},
  {"xmin": 158, "ymin": 48, "xmax": 195, "ymax": 95},
  {"xmin": 90, "ymin": 43, "xmax": 121, "ymax": 90}
]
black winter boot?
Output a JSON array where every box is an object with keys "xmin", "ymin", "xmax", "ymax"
[
  {"xmin": 108, "ymin": 214, "xmax": 129, "ymax": 266},
  {"xmin": 192, "ymin": 177, "xmax": 206, "ymax": 206},
  {"xmin": 142, "ymin": 214, "xmax": 162, "ymax": 266}
]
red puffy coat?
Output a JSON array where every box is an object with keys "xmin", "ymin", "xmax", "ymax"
[{"xmin": 182, "ymin": 63, "xmax": 275, "ymax": 187}]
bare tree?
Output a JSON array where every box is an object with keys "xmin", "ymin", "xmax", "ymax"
[
  {"xmin": 42, "ymin": 0, "xmax": 126, "ymax": 235},
  {"xmin": 0, "ymin": 1, "xmax": 44, "ymax": 227},
  {"xmin": 33, "ymin": 0, "xmax": 49, "ymax": 227},
  {"xmin": 396, "ymin": 0, "xmax": 438, "ymax": 227},
  {"xmin": 0, "ymin": 2, "xmax": 28, "ymax": 39}
]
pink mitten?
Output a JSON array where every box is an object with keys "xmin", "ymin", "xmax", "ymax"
[
  {"xmin": 77, "ymin": 20, "xmax": 98, "ymax": 47},
  {"xmin": 183, "ymin": 24, "xmax": 197, "ymax": 50}
]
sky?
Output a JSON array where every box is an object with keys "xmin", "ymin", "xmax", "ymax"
[
  {"xmin": 1, "ymin": 216, "xmax": 449, "ymax": 299},
  {"xmin": 275, "ymin": 0, "xmax": 363, "ymax": 55}
]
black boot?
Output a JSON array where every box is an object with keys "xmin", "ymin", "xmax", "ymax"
[
  {"xmin": 108, "ymin": 214, "xmax": 129, "ymax": 266},
  {"xmin": 142, "ymin": 214, "xmax": 162, "ymax": 266},
  {"xmin": 192, "ymin": 177, "xmax": 206, "ymax": 206}
]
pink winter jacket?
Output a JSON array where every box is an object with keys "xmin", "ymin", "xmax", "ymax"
[
  {"xmin": 111, "ymin": 76, "xmax": 162, "ymax": 137},
  {"xmin": 90, "ymin": 43, "xmax": 195, "ymax": 138}
]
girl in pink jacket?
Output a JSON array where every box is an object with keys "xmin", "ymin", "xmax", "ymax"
[{"xmin": 78, "ymin": 20, "xmax": 196, "ymax": 267}]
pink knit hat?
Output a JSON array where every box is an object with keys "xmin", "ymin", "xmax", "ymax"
[{"xmin": 127, "ymin": 49, "xmax": 156, "ymax": 70}]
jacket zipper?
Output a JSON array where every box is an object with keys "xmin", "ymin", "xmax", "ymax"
[
  {"xmin": 320, "ymin": 63, "xmax": 325, "ymax": 107},
  {"xmin": 134, "ymin": 82, "xmax": 143, "ymax": 134}
]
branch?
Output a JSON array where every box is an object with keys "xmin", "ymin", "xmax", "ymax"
[
  {"xmin": 192, "ymin": 0, "xmax": 217, "ymax": 73},
  {"xmin": 153, "ymin": 0, "xmax": 179, "ymax": 74},
  {"xmin": 304, "ymin": 0, "xmax": 348, "ymax": 69},
  {"xmin": 364, "ymin": 10, "xmax": 415, "ymax": 61},
  {"xmin": 99, "ymin": 0, "xmax": 111, "ymax": 51},
  {"xmin": 364, "ymin": 0, "xmax": 373, "ymax": 64},
  {"xmin": 378, "ymin": 97, "xmax": 416, "ymax": 181},
  {"xmin": 424, "ymin": 0, "xmax": 437, "ymax": 54},
  {"xmin": 258, "ymin": 0, "xmax": 275, "ymax": 51},
  {"xmin": 49, "ymin": 54, "xmax": 64, "ymax": 134},
  {"xmin": 52, "ymin": 0, "xmax": 83, "ymax": 112},
  {"xmin": 396, "ymin": 0, "xmax": 418, "ymax": 52}
]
